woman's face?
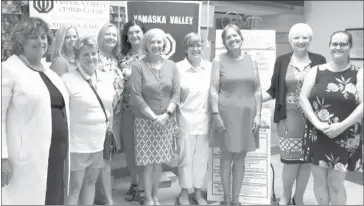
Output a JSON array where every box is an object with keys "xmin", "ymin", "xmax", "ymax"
[
  {"xmin": 22, "ymin": 29, "xmax": 48, "ymax": 60},
  {"xmin": 224, "ymin": 28, "xmax": 243, "ymax": 51},
  {"xmin": 103, "ymin": 26, "xmax": 118, "ymax": 50},
  {"xmin": 330, "ymin": 33, "xmax": 351, "ymax": 62},
  {"xmin": 79, "ymin": 45, "xmax": 98, "ymax": 72},
  {"xmin": 290, "ymin": 31, "xmax": 311, "ymax": 52},
  {"xmin": 63, "ymin": 27, "xmax": 78, "ymax": 52},
  {"xmin": 147, "ymin": 35, "xmax": 164, "ymax": 56},
  {"xmin": 127, "ymin": 25, "xmax": 143, "ymax": 46},
  {"xmin": 186, "ymin": 40, "xmax": 203, "ymax": 60}
]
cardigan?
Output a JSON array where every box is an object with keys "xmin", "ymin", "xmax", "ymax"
[
  {"xmin": 266, "ymin": 51, "xmax": 326, "ymax": 123},
  {"xmin": 1, "ymin": 55, "xmax": 71, "ymax": 203}
]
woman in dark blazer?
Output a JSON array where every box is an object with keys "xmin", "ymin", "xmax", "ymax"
[{"xmin": 262, "ymin": 23, "xmax": 326, "ymax": 205}]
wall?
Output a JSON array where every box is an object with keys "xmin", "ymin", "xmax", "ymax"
[{"xmin": 304, "ymin": 1, "xmax": 363, "ymax": 60}]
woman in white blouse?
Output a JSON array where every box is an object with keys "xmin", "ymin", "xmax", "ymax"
[
  {"xmin": 62, "ymin": 36, "xmax": 115, "ymax": 205},
  {"xmin": 176, "ymin": 33, "xmax": 212, "ymax": 205}
]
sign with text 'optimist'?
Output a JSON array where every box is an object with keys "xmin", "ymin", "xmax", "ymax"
[
  {"xmin": 29, "ymin": 0, "xmax": 110, "ymax": 39},
  {"xmin": 127, "ymin": 1, "xmax": 201, "ymax": 62}
]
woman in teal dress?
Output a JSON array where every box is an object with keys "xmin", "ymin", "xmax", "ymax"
[{"xmin": 210, "ymin": 24, "xmax": 262, "ymax": 205}]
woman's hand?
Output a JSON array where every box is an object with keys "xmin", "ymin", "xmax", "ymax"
[
  {"xmin": 213, "ymin": 114, "xmax": 225, "ymax": 134},
  {"xmin": 323, "ymin": 123, "xmax": 346, "ymax": 139},
  {"xmin": 315, "ymin": 121, "xmax": 331, "ymax": 132},
  {"xmin": 252, "ymin": 115, "xmax": 261, "ymax": 134},
  {"xmin": 2, "ymin": 159, "xmax": 12, "ymax": 187},
  {"xmin": 154, "ymin": 113, "xmax": 169, "ymax": 127}
]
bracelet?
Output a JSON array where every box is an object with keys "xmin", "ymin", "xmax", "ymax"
[{"xmin": 212, "ymin": 112, "xmax": 219, "ymax": 115}]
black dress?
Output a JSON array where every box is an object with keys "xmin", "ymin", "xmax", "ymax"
[{"xmin": 39, "ymin": 73, "xmax": 68, "ymax": 205}]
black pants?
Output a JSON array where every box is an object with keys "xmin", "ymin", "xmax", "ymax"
[{"xmin": 45, "ymin": 144, "xmax": 66, "ymax": 205}]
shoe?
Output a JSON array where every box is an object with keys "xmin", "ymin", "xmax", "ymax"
[
  {"xmin": 292, "ymin": 198, "xmax": 296, "ymax": 205},
  {"xmin": 153, "ymin": 197, "xmax": 161, "ymax": 205},
  {"xmin": 178, "ymin": 193, "xmax": 190, "ymax": 205},
  {"xmin": 231, "ymin": 202, "xmax": 242, "ymax": 205},
  {"xmin": 144, "ymin": 200, "xmax": 154, "ymax": 205},
  {"xmin": 220, "ymin": 201, "xmax": 230, "ymax": 205},
  {"xmin": 125, "ymin": 184, "xmax": 137, "ymax": 201},
  {"xmin": 192, "ymin": 196, "xmax": 208, "ymax": 205}
]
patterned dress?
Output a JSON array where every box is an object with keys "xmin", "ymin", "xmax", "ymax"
[
  {"xmin": 304, "ymin": 64, "xmax": 363, "ymax": 172},
  {"xmin": 278, "ymin": 58, "xmax": 311, "ymax": 163},
  {"xmin": 118, "ymin": 52, "xmax": 144, "ymax": 155},
  {"xmin": 98, "ymin": 51, "xmax": 124, "ymax": 150}
]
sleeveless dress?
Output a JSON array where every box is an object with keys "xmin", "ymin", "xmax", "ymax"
[
  {"xmin": 40, "ymin": 73, "xmax": 68, "ymax": 205},
  {"xmin": 304, "ymin": 64, "xmax": 363, "ymax": 172},
  {"xmin": 210, "ymin": 53, "xmax": 258, "ymax": 153},
  {"xmin": 277, "ymin": 58, "xmax": 311, "ymax": 163}
]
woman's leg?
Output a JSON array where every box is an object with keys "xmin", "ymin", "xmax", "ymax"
[
  {"xmin": 98, "ymin": 160, "xmax": 113, "ymax": 204},
  {"xmin": 45, "ymin": 149, "xmax": 65, "ymax": 205},
  {"xmin": 143, "ymin": 164, "xmax": 154, "ymax": 204},
  {"xmin": 192, "ymin": 135, "xmax": 209, "ymax": 205},
  {"xmin": 66, "ymin": 169, "xmax": 86, "ymax": 205},
  {"xmin": 152, "ymin": 163, "xmax": 163, "ymax": 204},
  {"xmin": 293, "ymin": 163, "xmax": 311, "ymax": 205},
  {"xmin": 311, "ymin": 164, "xmax": 329, "ymax": 205},
  {"xmin": 220, "ymin": 148, "xmax": 234, "ymax": 203},
  {"xmin": 327, "ymin": 168, "xmax": 347, "ymax": 205},
  {"xmin": 79, "ymin": 167, "xmax": 102, "ymax": 205},
  {"xmin": 279, "ymin": 163, "xmax": 300, "ymax": 205},
  {"xmin": 231, "ymin": 151, "xmax": 247, "ymax": 204}
]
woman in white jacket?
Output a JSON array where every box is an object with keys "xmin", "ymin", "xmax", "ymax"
[{"xmin": 1, "ymin": 17, "xmax": 70, "ymax": 205}]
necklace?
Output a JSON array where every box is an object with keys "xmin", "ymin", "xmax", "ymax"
[
  {"xmin": 19, "ymin": 55, "xmax": 45, "ymax": 72},
  {"xmin": 146, "ymin": 57, "xmax": 163, "ymax": 70}
]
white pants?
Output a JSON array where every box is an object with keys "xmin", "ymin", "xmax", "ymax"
[{"xmin": 178, "ymin": 133, "xmax": 210, "ymax": 189}]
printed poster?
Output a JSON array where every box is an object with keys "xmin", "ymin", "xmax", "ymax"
[{"xmin": 126, "ymin": 1, "xmax": 201, "ymax": 62}]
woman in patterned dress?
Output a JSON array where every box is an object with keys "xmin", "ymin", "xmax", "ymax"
[
  {"xmin": 263, "ymin": 23, "xmax": 326, "ymax": 205},
  {"xmin": 94, "ymin": 23, "xmax": 123, "ymax": 205},
  {"xmin": 131, "ymin": 28, "xmax": 180, "ymax": 205},
  {"xmin": 118, "ymin": 19, "xmax": 146, "ymax": 202},
  {"xmin": 300, "ymin": 30, "xmax": 363, "ymax": 205}
]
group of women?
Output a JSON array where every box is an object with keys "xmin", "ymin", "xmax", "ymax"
[{"xmin": 1, "ymin": 15, "xmax": 362, "ymax": 206}]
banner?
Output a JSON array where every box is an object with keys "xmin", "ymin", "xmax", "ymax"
[
  {"xmin": 126, "ymin": 1, "xmax": 201, "ymax": 62},
  {"xmin": 29, "ymin": 0, "xmax": 110, "ymax": 39}
]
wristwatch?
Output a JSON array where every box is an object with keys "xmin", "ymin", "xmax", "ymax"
[{"xmin": 166, "ymin": 110, "xmax": 172, "ymax": 117}]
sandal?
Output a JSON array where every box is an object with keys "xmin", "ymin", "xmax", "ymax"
[
  {"xmin": 220, "ymin": 201, "xmax": 230, "ymax": 205},
  {"xmin": 124, "ymin": 184, "xmax": 137, "ymax": 201}
]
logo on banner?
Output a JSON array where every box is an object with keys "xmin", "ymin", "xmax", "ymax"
[
  {"xmin": 33, "ymin": 0, "xmax": 54, "ymax": 13},
  {"xmin": 222, "ymin": 12, "xmax": 261, "ymax": 29},
  {"xmin": 163, "ymin": 33, "xmax": 176, "ymax": 59}
]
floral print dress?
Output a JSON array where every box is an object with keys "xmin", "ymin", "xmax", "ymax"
[
  {"xmin": 277, "ymin": 58, "xmax": 311, "ymax": 163},
  {"xmin": 304, "ymin": 64, "xmax": 363, "ymax": 172}
]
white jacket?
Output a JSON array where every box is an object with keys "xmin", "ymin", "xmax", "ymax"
[{"xmin": 1, "ymin": 55, "xmax": 70, "ymax": 205}]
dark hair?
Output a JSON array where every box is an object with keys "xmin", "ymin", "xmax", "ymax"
[
  {"xmin": 221, "ymin": 24, "xmax": 243, "ymax": 49},
  {"xmin": 329, "ymin": 30, "xmax": 353, "ymax": 47},
  {"xmin": 10, "ymin": 17, "xmax": 53, "ymax": 56},
  {"xmin": 121, "ymin": 19, "xmax": 146, "ymax": 55},
  {"xmin": 329, "ymin": 30, "xmax": 353, "ymax": 62}
]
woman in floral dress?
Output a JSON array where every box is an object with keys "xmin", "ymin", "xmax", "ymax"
[
  {"xmin": 118, "ymin": 19, "xmax": 146, "ymax": 202},
  {"xmin": 300, "ymin": 30, "xmax": 363, "ymax": 205}
]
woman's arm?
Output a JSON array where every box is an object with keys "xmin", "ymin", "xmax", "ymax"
[
  {"xmin": 340, "ymin": 68, "xmax": 363, "ymax": 129},
  {"xmin": 299, "ymin": 66, "xmax": 329, "ymax": 131},
  {"xmin": 253, "ymin": 60, "xmax": 262, "ymax": 116},
  {"xmin": 210, "ymin": 57, "xmax": 221, "ymax": 114},
  {"xmin": 1, "ymin": 64, "xmax": 14, "ymax": 159},
  {"xmin": 263, "ymin": 57, "xmax": 280, "ymax": 102},
  {"xmin": 167, "ymin": 63, "xmax": 181, "ymax": 113},
  {"xmin": 130, "ymin": 62, "xmax": 158, "ymax": 120}
]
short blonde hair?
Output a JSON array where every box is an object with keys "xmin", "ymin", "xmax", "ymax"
[
  {"xmin": 97, "ymin": 23, "xmax": 121, "ymax": 57},
  {"xmin": 141, "ymin": 28, "xmax": 167, "ymax": 55},
  {"xmin": 221, "ymin": 24, "xmax": 243, "ymax": 48},
  {"xmin": 288, "ymin": 23, "xmax": 313, "ymax": 41},
  {"xmin": 183, "ymin": 32, "xmax": 204, "ymax": 52},
  {"xmin": 74, "ymin": 36, "xmax": 98, "ymax": 59}
]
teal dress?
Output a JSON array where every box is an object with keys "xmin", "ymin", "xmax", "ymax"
[{"xmin": 210, "ymin": 53, "xmax": 259, "ymax": 153}]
